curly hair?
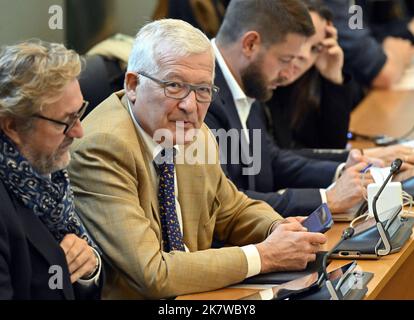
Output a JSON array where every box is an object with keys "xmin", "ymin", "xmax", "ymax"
[{"xmin": 0, "ymin": 40, "xmax": 82, "ymax": 121}]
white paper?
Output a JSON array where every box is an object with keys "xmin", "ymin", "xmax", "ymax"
[
  {"xmin": 392, "ymin": 58, "xmax": 414, "ymax": 90},
  {"xmin": 369, "ymin": 166, "xmax": 392, "ymax": 184},
  {"xmin": 402, "ymin": 139, "xmax": 414, "ymax": 148}
]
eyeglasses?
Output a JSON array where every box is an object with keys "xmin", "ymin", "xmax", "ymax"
[
  {"xmin": 137, "ymin": 72, "xmax": 220, "ymax": 103},
  {"xmin": 32, "ymin": 100, "xmax": 89, "ymax": 134}
]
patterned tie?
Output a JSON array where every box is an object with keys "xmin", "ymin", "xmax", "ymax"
[{"xmin": 155, "ymin": 148, "xmax": 185, "ymax": 252}]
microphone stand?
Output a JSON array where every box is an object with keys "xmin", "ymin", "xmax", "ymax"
[
  {"xmin": 372, "ymin": 159, "xmax": 402, "ymax": 256},
  {"xmin": 322, "ymin": 227, "xmax": 355, "ymax": 300}
]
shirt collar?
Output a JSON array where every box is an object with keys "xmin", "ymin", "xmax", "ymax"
[
  {"xmin": 211, "ymin": 38, "xmax": 255, "ymax": 106},
  {"xmin": 126, "ymin": 98, "xmax": 180, "ymax": 161}
]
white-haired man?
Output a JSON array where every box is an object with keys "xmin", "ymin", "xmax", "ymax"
[{"xmin": 69, "ymin": 19, "xmax": 327, "ymax": 300}]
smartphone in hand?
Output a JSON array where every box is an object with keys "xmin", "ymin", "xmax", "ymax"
[{"xmin": 302, "ymin": 203, "xmax": 333, "ymax": 233}]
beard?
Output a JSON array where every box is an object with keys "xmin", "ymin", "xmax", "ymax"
[
  {"xmin": 241, "ymin": 56, "xmax": 288, "ymax": 102},
  {"xmin": 241, "ymin": 58, "xmax": 273, "ymax": 102},
  {"xmin": 241, "ymin": 56, "xmax": 273, "ymax": 102},
  {"xmin": 20, "ymin": 138, "xmax": 73, "ymax": 175}
]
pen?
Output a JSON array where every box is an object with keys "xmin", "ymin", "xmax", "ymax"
[{"xmin": 360, "ymin": 163, "xmax": 373, "ymax": 174}]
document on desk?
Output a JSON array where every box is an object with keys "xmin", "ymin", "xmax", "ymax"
[
  {"xmin": 369, "ymin": 166, "xmax": 392, "ymax": 184},
  {"xmin": 393, "ymin": 58, "xmax": 414, "ymax": 90},
  {"xmin": 402, "ymin": 139, "xmax": 414, "ymax": 148},
  {"xmin": 230, "ymin": 284, "xmax": 275, "ymax": 300}
]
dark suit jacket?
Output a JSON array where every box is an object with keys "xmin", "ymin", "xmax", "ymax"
[
  {"xmin": 356, "ymin": 0, "xmax": 414, "ymax": 43},
  {"xmin": 0, "ymin": 180, "xmax": 102, "ymax": 300},
  {"xmin": 204, "ymin": 64, "xmax": 340, "ymax": 216}
]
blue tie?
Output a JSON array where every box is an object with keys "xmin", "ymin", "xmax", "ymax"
[{"xmin": 155, "ymin": 148, "xmax": 185, "ymax": 252}]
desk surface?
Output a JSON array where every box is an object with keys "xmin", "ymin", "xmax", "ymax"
[
  {"xmin": 177, "ymin": 220, "xmax": 414, "ymax": 300},
  {"xmin": 323, "ymin": 219, "xmax": 414, "ymax": 300},
  {"xmin": 350, "ymin": 90, "xmax": 414, "ymax": 148},
  {"xmin": 178, "ymin": 89, "xmax": 414, "ymax": 300}
]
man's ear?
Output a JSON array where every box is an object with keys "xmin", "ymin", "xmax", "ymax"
[
  {"xmin": 0, "ymin": 117, "xmax": 23, "ymax": 146},
  {"xmin": 241, "ymin": 31, "xmax": 262, "ymax": 59},
  {"xmin": 125, "ymin": 72, "xmax": 139, "ymax": 103}
]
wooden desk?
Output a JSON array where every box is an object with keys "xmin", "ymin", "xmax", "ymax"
[
  {"xmin": 324, "ymin": 221, "xmax": 414, "ymax": 300},
  {"xmin": 177, "ymin": 220, "xmax": 414, "ymax": 300},
  {"xmin": 178, "ymin": 89, "xmax": 414, "ymax": 300},
  {"xmin": 350, "ymin": 90, "xmax": 414, "ymax": 148},
  {"xmin": 339, "ymin": 89, "xmax": 414, "ymax": 299}
]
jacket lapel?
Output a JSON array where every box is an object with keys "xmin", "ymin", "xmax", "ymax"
[
  {"xmin": 137, "ymin": 129, "xmax": 162, "ymax": 229},
  {"xmin": 119, "ymin": 94, "xmax": 162, "ymax": 228},
  {"xmin": 214, "ymin": 64, "xmax": 256, "ymax": 190},
  {"xmin": 176, "ymin": 163, "xmax": 205, "ymax": 251},
  {"xmin": 214, "ymin": 65, "xmax": 245, "ymax": 132},
  {"xmin": 15, "ymin": 201, "xmax": 74, "ymax": 299}
]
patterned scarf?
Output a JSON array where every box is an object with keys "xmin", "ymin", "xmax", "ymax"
[{"xmin": 0, "ymin": 131, "xmax": 99, "ymax": 251}]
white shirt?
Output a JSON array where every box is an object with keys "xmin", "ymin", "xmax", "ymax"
[
  {"xmin": 127, "ymin": 99, "xmax": 261, "ymax": 278},
  {"xmin": 212, "ymin": 39, "xmax": 254, "ymax": 144},
  {"xmin": 77, "ymin": 247, "xmax": 102, "ymax": 286}
]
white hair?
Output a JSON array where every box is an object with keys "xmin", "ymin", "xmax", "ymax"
[{"xmin": 127, "ymin": 19, "xmax": 215, "ymax": 77}]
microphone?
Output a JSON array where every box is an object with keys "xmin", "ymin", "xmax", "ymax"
[
  {"xmin": 321, "ymin": 227, "xmax": 355, "ymax": 300},
  {"xmin": 390, "ymin": 158, "xmax": 403, "ymax": 174},
  {"xmin": 372, "ymin": 158, "xmax": 403, "ymax": 255}
]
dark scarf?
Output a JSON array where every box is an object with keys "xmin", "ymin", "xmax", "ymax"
[{"xmin": 0, "ymin": 131, "xmax": 99, "ymax": 251}]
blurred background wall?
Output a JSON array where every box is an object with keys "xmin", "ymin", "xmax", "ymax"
[
  {"xmin": 0, "ymin": 0, "xmax": 156, "ymax": 52},
  {"xmin": 0, "ymin": 0, "xmax": 65, "ymax": 44}
]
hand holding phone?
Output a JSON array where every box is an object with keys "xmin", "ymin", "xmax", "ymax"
[{"xmin": 302, "ymin": 203, "xmax": 333, "ymax": 233}]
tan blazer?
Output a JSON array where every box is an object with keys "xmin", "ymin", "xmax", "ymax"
[{"xmin": 69, "ymin": 91, "xmax": 282, "ymax": 299}]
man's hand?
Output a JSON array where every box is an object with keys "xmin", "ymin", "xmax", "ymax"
[
  {"xmin": 284, "ymin": 216, "xmax": 307, "ymax": 224},
  {"xmin": 364, "ymin": 145, "xmax": 414, "ymax": 166},
  {"xmin": 362, "ymin": 145, "xmax": 414, "ymax": 181},
  {"xmin": 326, "ymin": 162, "xmax": 374, "ymax": 213},
  {"xmin": 345, "ymin": 149, "xmax": 384, "ymax": 169},
  {"xmin": 394, "ymin": 163, "xmax": 414, "ymax": 181},
  {"xmin": 256, "ymin": 219, "xmax": 327, "ymax": 273},
  {"xmin": 60, "ymin": 234, "xmax": 98, "ymax": 283}
]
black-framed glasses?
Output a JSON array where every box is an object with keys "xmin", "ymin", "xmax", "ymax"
[
  {"xmin": 137, "ymin": 72, "xmax": 220, "ymax": 103},
  {"xmin": 32, "ymin": 100, "xmax": 89, "ymax": 134}
]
